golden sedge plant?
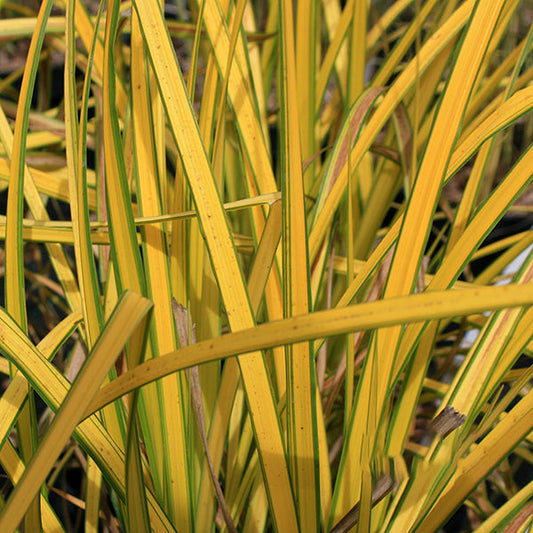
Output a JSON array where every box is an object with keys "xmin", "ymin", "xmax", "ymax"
[{"xmin": 0, "ymin": 0, "xmax": 532, "ymax": 531}]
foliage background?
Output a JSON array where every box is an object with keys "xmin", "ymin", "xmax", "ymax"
[{"xmin": 0, "ymin": 0, "xmax": 532, "ymax": 531}]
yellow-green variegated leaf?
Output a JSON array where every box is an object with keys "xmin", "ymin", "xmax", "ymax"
[{"xmin": 88, "ymin": 282, "xmax": 533, "ymax": 416}]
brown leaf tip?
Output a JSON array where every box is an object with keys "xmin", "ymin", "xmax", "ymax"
[{"xmin": 429, "ymin": 405, "xmax": 466, "ymax": 438}]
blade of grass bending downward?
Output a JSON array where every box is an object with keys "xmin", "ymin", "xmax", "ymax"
[
  {"xmin": 86, "ymin": 282, "xmax": 533, "ymax": 417},
  {"xmin": 132, "ymin": 1, "xmax": 299, "ymax": 530}
]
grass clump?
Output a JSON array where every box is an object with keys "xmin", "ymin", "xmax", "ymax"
[{"xmin": 0, "ymin": 0, "xmax": 532, "ymax": 531}]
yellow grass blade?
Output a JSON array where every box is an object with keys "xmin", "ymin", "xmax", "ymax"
[
  {"xmin": 0, "ymin": 309, "xmax": 81, "ymax": 452},
  {"xmin": 449, "ymin": 85, "xmax": 533, "ymax": 178},
  {"xmin": 295, "ymin": 0, "xmax": 318, "ymax": 191},
  {"xmin": 242, "ymin": 4, "xmax": 270, "ymax": 154},
  {"xmin": 0, "ymin": 440, "xmax": 65, "ymax": 533},
  {"xmin": 87, "ymin": 282, "xmax": 533, "ymax": 415},
  {"xmin": 6, "ymin": 0, "xmax": 52, "ymax": 326},
  {"xmin": 246, "ymin": 199, "xmax": 282, "ymax": 308},
  {"xmin": 0, "ymin": 291, "xmax": 152, "ymax": 531},
  {"xmin": 0, "ymin": 74, "xmax": 80, "ymax": 316},
  {"xmin": 131, "ymin": 9, "xmax": 192, "ymax": 527},
  {"xmin": 102, "ymin": 0, "xmax": 144, "ymax": 297},
  {"xmin": 473, "ymin": 480, "xmax": 533, "ymax": 533},
  {"xmin": 0, "ymin": 193, "xmax": 280, "ymax": 246},
  {"xmin": 64, "ymin": 0, "xmax": 104, "ymax": 347},
  {"xmin": 4, "ymin": 2, "xmax": 53, "ymax": 528},
  {"xmin": 347, "ymin": 0, "xmax": 366, "ymax": 103},
  {"xmin": 311, "ymin": 87, "xmax": 383, "ymax": 226},
  {"xmin": 318, "ymin": 0, "xmax": 348, "ymax": 108},
  {"xmin": 0, "ymin": 303, "xmax": 174, "ymax": 531},
  {"xmin": 0, "ymin": 159, "xmax": 97, "ymax": 208},
  {"xmin": 125, "ymin": 392, "xmax": 151, "ymax": 533},
  {"xmin": 279, "ymin": 0, "xmax": 318, "ymax": 528},
  {"xmin": 84, "ymin": 460, "xmax": 103, "ymax": 533},
  {"xmin": 0, "ymin": 16, "xmax": 65, "ymax": 37},
  {"xmin": 309, "ymin": 0, "xmax": 474, "ymax": 261},
  {"xmin": 407, "ymin": 387, "xmax": 533, "ymax": 533},
  {"xmin": 331, "ymin": 2, "xmax": 508, "ymax": 522},
  {"xmin": 132, "ymin": 1, "xmax": 298, "ymax": 528}
]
